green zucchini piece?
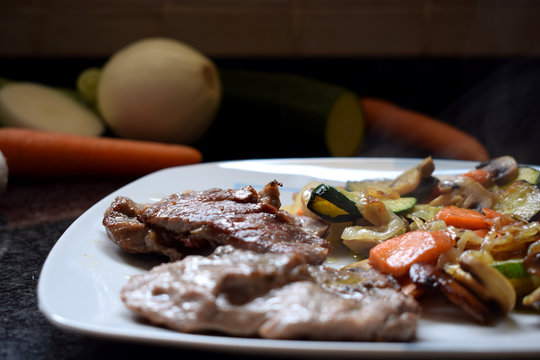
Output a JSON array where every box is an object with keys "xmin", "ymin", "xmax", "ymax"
[
  {"xmin": 308, "ymin": 183, "xmax": 417, "ymax": 222},
  {"xmin": 307, "ymin": 184, "xmax": 361, "ymax": 222},
  {"xmin": 382, "ymin": 197, "xmax": 417, "ymax": 213},
  {"xmin": 493, "ymin": 180, "xmax": 540, "ymax": 221},
  {"xmin": 516, "ymin": 166, "xmax": 540, "ymax": 185},
  {"xmin": 217, "ymin": 70, "xmax": 365, "ymax": 157},
  {"xmin": 491, "ymin": 259, "xmax": 530, "ymax": 279}
]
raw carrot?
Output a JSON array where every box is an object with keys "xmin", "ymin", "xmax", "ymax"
[
  {"xmin": 368, "ymin": 230, "xmax": 455, "ymax": 277},
  {"xmin": 359, "ymin": 97, "xmax": 490, "ymax": 161},
  {"xmin": 463, "ymin": 169, "xmax": 491, "ymax": 186},
  {"xmin": 0, "ymin": 127, "xmax": 202, "ymax": 176},
  {"xmin": 433, "ymin": 206, "xmax": 491, "ymax": 230}
]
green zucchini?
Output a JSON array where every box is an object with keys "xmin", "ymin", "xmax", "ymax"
[
  {"xmin": 516, "ymin": 166, "xmax": 540, "ymax": 185},
  {"xmin": 307, "ymin": 184, "xmax": 361, "ymax": 222},
  {"xmin": 493, "ymin": 180, "xmax": 540, "ymax": 221},
  {"xmin": 382, "ymin": 197, "xmax": 417, "ymax": 213},
  {"xmin": 216, "ymin": 70, "xmax": 365, "ymax": 157},
  {"xmin": 491, "ymin": 259, "xmax": 530, "ymax": 279},
  {"xmin": 307, "ymin": 183, "xmax": 416, "ymax": 222}
]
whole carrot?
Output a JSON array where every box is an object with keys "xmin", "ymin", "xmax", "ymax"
[
  {"xmin": 360, "ymin": 97, "xmax": 490, "ymax": 161},
  {"xmin": 0, "ymin": 127, "xmax": 202, "ymax": 176}
]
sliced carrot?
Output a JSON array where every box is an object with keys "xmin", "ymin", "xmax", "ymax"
[
  {"xmin": 463, "ymin": 169, "xmax": 491, "ymax": 186},
  {"xmin": 368, "ymin": 230, "xmax": 455, "ymax": 277},
  {"xmin": 360, "ymin": 97, "xmax": 489, "ymax": 161},
  {"xmin": 0, "ymin": 127, "xmax": 202, "ymax": 176},
  {"xmin": 473, "ymin": 228, "xmax": 489, "ymax": 237},
  {"xmin": 482, "ymin": 208, "xmax": 504, "ymax": 219},
  {"xmin": 433, "ymin": 205, "xmax": 491, "ymax": 230}
]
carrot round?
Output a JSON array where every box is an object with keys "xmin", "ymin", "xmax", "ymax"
[
  {"xmin": 0, "ymin": 127, "xmax": 202, "ymax": 176},
  {"xmin": 434, "ymin": 206, "xmax": 491, "ymax": 230},
  {"xmin": 359, "ymin": 97, "xmax": 489, "ymax": 161},
  {"xmin": 369, "ymin": 230, "xmax": 455, "ymax": 277}
]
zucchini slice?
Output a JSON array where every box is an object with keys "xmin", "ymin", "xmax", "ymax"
[
  {"xmin": 516, "ymin": 166, "xmax": 540, "ymax": 185},
  {"xmin": 493, "ymin": 180, "xmax": 540, "ymax": 221},
  {"xmin": 307, "ymin": 183, "xmax": 417, "ymax": 222},
  {"xmin": 382, "ymin": 197, "xmax": 417, "ymax": 213},
  {"xmin": 491, "ymin": 259, "xmax": 530, "ymax": 279},
  {"xmin": 307, "ymin": 184, "xmax": 361, "ymax": 222}
]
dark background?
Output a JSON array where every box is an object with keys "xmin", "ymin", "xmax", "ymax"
[{"xmin": 1, "ymin": 55, "xmax": 539, "ymax": 164}]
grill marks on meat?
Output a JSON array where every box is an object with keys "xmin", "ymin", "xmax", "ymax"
[
  {"xmin": 103, "ymin": 182, "xmax": 330, "ymax": 263},
  {"xmin": 121, "ymin": 246, "xmax": 419, "ymax": 341},
  {"xmin": 106, "ymin": 181, "xmax": 419, "ymax": 341}
]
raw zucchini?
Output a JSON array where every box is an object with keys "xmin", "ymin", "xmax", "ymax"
[
  {"xmin": 493, "ymin": 180, "xmax": 540, "ymax": 221},
  {"xmin": 307, "ymin": 184, "xmax": 361, "ymax": 222},
  {"xmin": 215, "ymin": 70, "xmax": 365, "ymax": 157},
  {"xmin": 0, "ymin": 82, "xmax": 104, "ymax": 136}
]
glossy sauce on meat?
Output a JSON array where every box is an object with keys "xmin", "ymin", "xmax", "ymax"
[{"xmin": 121, "ymin": 246, "xmax": 419, "ymax": 341}]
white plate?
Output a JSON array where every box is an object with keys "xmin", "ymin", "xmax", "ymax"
[{"xmin": 38, "ymin": 158, "xmax": 540, "ymax": 358}]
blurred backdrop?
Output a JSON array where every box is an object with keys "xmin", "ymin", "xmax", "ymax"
[{"xmin": 1, "ymin": 0, "xmax": 539, "ymax": 163}]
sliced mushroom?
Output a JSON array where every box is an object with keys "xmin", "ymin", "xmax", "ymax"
[
  {"xmin": 476, "ymin": 155, "xmax": 519, "ymax": 186},
  {"xmin": 409, "ymin": 262, "xmax": 494, "ymax": 324},
  {"xmin": 429, "ymin": 175, "xmax": 494, "ymax": 210},
  {"xmin": 448, "ymin": 250, "xmax": 516, "ymax": 316},
  {"xmin": 391, "ymin": 156, "xmax": 435, "ymax": 196},
  {"xmin": 518, "ymin": 240, "xmax": 540, "ymax": 309},
  {"xmin": 524, "ymin": 239, "xmax": 540, "ymax": 277},
  {"xmin": 0, "ymin": 150, "xmax": 7, "ymax": 194},
  {"xmin": 522, "ymin": 286, "xmax": 540, "ymax": 309}
]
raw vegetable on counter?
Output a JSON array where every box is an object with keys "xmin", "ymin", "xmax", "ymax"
[
  {"xmin": 217, "ymin": 70, "xmax": 365, "ymax": 158},
  {"xmin": 289, "ymin": 155, "xmax": 540, "ymax": 323},
  {"xmin": 0, "ymin": 128, "xmax": 202, "ymax": 176},
  {"xmin": 360, "ymin": 97, "xmax": 490, "ymax": 162},
  {"xmin": 96, "ymin": 37, "xmax": 222, "ymax": 145},
  {"xmin": 0, "ymin": 79, "xmax": 104, "ymax": 136},
  {"xmin": 73, "ymin": 38, "xmax": 488, "ymax": 160}
]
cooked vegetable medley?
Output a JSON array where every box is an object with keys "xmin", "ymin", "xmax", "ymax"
[{"xmin": 285, "ymin": 156, "xmax": 540, "ymax": 323}]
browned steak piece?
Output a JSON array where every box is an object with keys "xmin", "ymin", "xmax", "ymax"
[
  {"xmin": 103, "ymin": 181, "xmax": 330, "ymax": 264},
  {"xmin": 121, "ymin": 245, "xmax": 419, "ymax": 341}
]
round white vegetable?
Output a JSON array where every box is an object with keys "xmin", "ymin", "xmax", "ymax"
[
  {"xmin": 97, "ymin": 37, "xmax": 222, "ymax": 144},
  {"xmin": 0, "ymin": 82, "xmax": 105, "ymax": 136}
]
